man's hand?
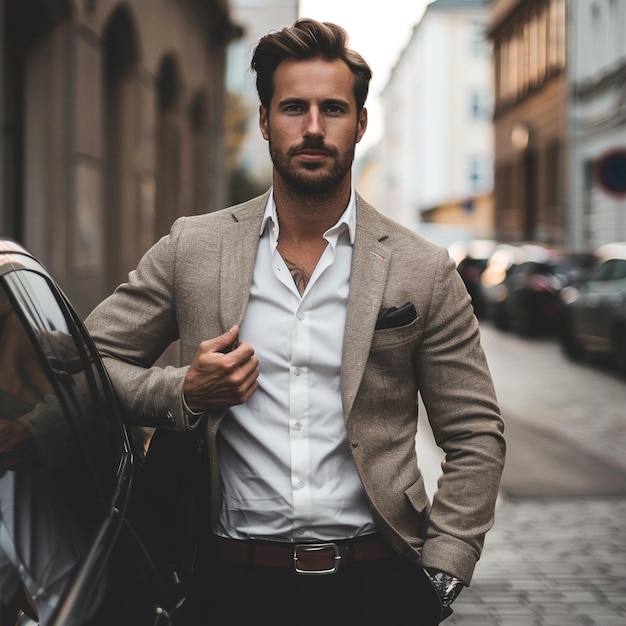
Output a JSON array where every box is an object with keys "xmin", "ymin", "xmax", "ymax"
[
  {"xmin": 183, "ymin": 326, "xmax": 260, "ymax": 412},
  {"xmin": 0, "ymin": 419, "xmax": 40, "ymax": 476}
]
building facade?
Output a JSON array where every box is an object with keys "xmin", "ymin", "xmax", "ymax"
[
  {"xmin": 0, "ymin": 0, "xmax": 238, "ymax": 317},
  {"xmin": 489, "ymin": 0, "xmax": 568, "ymax": 244},
  {"xmin": 225, "ymin": 0, "xmax": 298, "ymax": 197},
  {"xmin": 569, "ymin": 0, "xmax": 626, "ymax": 251},
  {"xmin": 377, "ymin": 0, "xmax": 494, "ymax": 238}
]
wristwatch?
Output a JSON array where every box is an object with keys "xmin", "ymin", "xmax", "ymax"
[
  {"xmin": 182, "ymin": 395, "xmax": 206, "ymax": 429},
  {"xmin": 423, "ymin": 568, "xmax": 464, "ymax": 607}
]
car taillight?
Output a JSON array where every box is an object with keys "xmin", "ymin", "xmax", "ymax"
[
  {"xmin": 461, "ymin": 266, "xmax": 480, "ymax": 281},
  {"xmin": 529, "ymin": 275, "xmax": 555, "ymax": 293}
]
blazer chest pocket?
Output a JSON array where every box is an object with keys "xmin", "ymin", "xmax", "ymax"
[{"xmin": 371, "ymin": 313, "xmax": 423, "ymax": 351}]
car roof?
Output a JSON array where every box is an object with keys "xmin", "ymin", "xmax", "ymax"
[{"xmin": 595, "ymin": 242, "xmax": 626, "ymax": 261}]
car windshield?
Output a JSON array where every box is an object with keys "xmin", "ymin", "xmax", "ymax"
[{"xmin": 591, "ymin": 259, "xmax": 626, "ymax": 281}]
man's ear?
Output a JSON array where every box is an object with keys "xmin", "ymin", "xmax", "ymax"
[
  {"xmin": 259, "ymin": 105, "xmax": 269, "ymax": 140},
  {"xmin": 356, "ymin": 107, "xmax": 368, "ymax": 144}
]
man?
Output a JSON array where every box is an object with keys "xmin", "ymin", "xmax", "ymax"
[{"xmin": 85, "ymin": 18, "xmax": 505, "ymax": 625}]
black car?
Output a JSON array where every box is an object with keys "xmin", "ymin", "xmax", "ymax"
[
  {"xmin": 560, "ymin": 243, "xmax": 626, "ymax": 376},
  {"xmin": 453, "ymin": 240, "xmax": 497, "ymax": 319},
  {"xmin": 0, "ymin": 236, "xmax": 208, "ymax": 625},
  {"xmin": 456, "ymin": 256, "xmax": 490, "ymax": 318},
  {"xmin": 490, "ymin": 256, "xmax": 594, "ymax": 335}
]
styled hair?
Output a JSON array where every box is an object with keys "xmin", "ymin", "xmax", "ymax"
[{"xmin": 251, "ymin": 18, "xmax": 373, "ymax": 111}]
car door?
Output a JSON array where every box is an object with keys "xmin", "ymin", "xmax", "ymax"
[
  {"xmin": 0, "ymin": 237, "xmax": 183, "ymax": 626},
  {"xmin": 577, "ymin": 259, "xmax": 626, "ymax": 348}
]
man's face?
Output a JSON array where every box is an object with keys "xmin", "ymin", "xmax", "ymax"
[{"xmin": 259, "ymin": 58, "xmax": 367, "ymax": 195}]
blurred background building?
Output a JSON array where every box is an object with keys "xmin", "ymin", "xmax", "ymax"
[
  {"xmin": 490, "ymin": 0, "xmax": 626, "ymax": 250},
  {"xmin": 490, "ymin": 0, "xmax": 568, "ymax": 245},
  {"xmin": 1, "ymin": 0, "xmax": 625, "ymax": 319},
  {"xmin": 0, "ymin": 0, "xmax": 239, "ymax": 317},
  {"xmin": 371, "ymin": 0, "xmax": 495, "ymax": 244},
  {"xmin": 569, "ymin": 0, "xmax": 626, "ymax": 251},
  {"xmin": 225, "ymin": 0, "xmax": 298, "ymax": 203}
]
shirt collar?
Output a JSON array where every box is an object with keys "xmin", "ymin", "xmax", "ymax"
[{"xmin": 260, "ymin": 187, "xmax": 357, "ymax": 246}]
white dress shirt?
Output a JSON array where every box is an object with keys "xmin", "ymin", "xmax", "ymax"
[{"xmin": 216, "ymin": 189, "xmax": 376, "ymax": 542}]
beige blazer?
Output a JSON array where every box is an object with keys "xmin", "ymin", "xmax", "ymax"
[{"xmin": 85, "ymin": 191, "xmax": 505, "ymax": 585}]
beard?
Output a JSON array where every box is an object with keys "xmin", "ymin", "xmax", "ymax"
[{"xmin": 268, "ymin": 135, "xmax": 357, "ymax": 195}]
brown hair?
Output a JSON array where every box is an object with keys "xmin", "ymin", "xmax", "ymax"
[{"xmin": 251, "ymin": 18, "xmax": 372, "ymax": 111}]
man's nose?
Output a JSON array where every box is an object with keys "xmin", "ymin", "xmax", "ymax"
[{"xmin": 303, "ymin": 108, "xmax": 324, "ymax": 137}]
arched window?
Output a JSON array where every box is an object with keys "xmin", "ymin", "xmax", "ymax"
[
  {"xmin": 189, "ymin": 90, "xmax": 210, "ymax": 215},
  {"xmin": 2, "ymin": 0, "xmax": 71, "ymax": 263},
  {"xmin": 155, "ymin": 54, "xmax": 183, "ymax": 238},
  {"xmin": 102, "ymin": 6, "xmax": 141, "ymax": 293}
]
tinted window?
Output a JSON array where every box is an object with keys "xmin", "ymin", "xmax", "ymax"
[
  {"xmin": 0, "ymin": 280, "xmax": 55, "ymax": 418},
  {"xmin": 591, "ymin": 260, "xmax": 617, "ymax": 281},
  {"xmin": 1, "ymin": 269, "xmax": 124, "ymax": 497},
  {"xmin": 1, "ymin": 266, "xmax": 125, "ymax": 623},
  {"xmin": 613, "ymin": 259, "xmax": 626, "ymax": 280}
]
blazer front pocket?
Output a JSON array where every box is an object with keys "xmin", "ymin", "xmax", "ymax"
[
  {"xmin": 405, "ymin": 475, "xmax": 431, "ymax": 516},
  {"xmin": 370, "ymin": 315, "xmax": 423, "ymax": 350}
]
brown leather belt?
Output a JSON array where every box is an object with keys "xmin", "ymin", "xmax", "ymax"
[{"xmin": 215, "ymin": 534, "xmax": 394, "ymax": 575}]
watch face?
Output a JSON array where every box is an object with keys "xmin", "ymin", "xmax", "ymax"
[
  {"xmin": 423, "ymin": 568, "xmax": 463, "ymax": 607},
  {"xmin": 418, "ymin": 568, "xmax": 448, "ymax": 622}
]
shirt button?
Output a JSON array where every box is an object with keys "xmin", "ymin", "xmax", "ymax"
[
  {"xmin": 297, "ymin": 312, "xmax": 305, "ymax": 320},
  {"xmin": 296, "ymin": 480, "xmax": 305, "ymax": 489},
  {"xmin": 294, "ymin": 368, "xmax": 302, "ymax": 376},
  {"xmin": 293, "ymin": 422, "xmax": 303, "ymax": 431},
  {"xmin": 297, "ymin": 529, "xmax": 306, "ymax": 536}
]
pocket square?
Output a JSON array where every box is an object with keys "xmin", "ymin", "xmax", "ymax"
[{"xmin": 375, "ymin": 302, "xmax": 417, "ymax": 330}]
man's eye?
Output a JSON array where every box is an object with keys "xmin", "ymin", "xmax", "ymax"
[
  {"xmin": 324, "ymin": 105, "xmax": 344, "ymax": 115},
  {"xmin": 284, "ymin": 104, "xmax": 303, "ymax": 113}
]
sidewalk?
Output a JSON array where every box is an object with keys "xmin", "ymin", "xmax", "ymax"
[
  {"xmin": 417, "ymin": 322, "xmax": 626, "ymax": 625},
  {"xmin": 446, "ymin": 495, "xmax": 626, "ymax": 625}
]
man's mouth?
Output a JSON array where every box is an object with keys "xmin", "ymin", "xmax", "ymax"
[
  {"xmin": 292, "ymin": 144, "xmax": 334, "ymax": 162},
  {"xmin": 296, "ymin": 149, "xmax": 330, "ymax": 161}
]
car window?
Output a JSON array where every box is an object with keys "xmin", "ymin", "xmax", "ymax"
[
  {"xmin": 0, "ymin": 269, "xmax": 124, "ymax": 504},
  {"xmin": 612, "ymin": 259, "xmax": 626, "ymax": 280},
  {"xmin": 591, "ymin": 260, "xmax": 618, "ymax": 281},
  {"xmin": 0, "ymin": 257, "xmax": 130, "ymax": 624},
  {"xmin": 1, "ymin": 290, "xmax": 46, "ymax": 404}
]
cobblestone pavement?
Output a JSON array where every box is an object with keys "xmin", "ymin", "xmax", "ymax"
[
  {"xmin": 438, "ymin": 323, "xmax": 626, "ymax": 625},
  {"xmin": 446, "ymin": 496, "xmax": 626, "ymax": 625},
  {"xmin": 479, "ymin": 322, "xmax": 626, "ymax": 473}
]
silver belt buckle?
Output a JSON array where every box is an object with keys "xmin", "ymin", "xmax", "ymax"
[{"xmin": 293, "ymin": 542, "xmax": 341, "ymax": 575}]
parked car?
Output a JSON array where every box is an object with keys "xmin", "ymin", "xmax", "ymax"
[
  {"xmin": 559, "ymin": 242, "xmax": 626, "ymax": 376},
  {"xmin": 479, "ymin": 243, "xmax": 554, "ymax": 324},
  {"xmin": 489, "ymin": 255, "xmax": 595, "ymax": 335},
  {"xmin": 0, "ymin": 236, "xmax": 207, "ymax": 625},
  {"xmin": 453, "ymin": 240, "xmax": 497, "ymax": 319}
]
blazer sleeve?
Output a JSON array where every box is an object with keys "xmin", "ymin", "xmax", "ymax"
[
  {"xmin": 84, "ymin": 217, "xmax": 191, "ymax": 430},
  {"xmin": 416, "ymin": 247, "xmax": 505, "ymax": 583}
]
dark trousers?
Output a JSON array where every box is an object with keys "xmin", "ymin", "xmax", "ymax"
[{"xmin": 204, "ymin": 553, "xmax": 446, "ymax": 626}]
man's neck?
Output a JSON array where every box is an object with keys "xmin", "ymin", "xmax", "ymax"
[{"xmin": 272, "ymin": 179, "xmax": 352, "ymax": 244}]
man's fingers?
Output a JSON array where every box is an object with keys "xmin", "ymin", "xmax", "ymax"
[
  {"xmin": 204, "ymin": 325, "xmax": 239, "ymax": 354},
  {"xmin": 184, "ymin": 329, "xmax": 259, "ymax": 411},
  {"xmin": 231, "ymin": 356, "xmax": 260, "ymax": 389}
]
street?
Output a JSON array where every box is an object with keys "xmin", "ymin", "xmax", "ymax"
[{"xmin": 417, "ymin": 321, "xmax": 626, "ymax": 625}]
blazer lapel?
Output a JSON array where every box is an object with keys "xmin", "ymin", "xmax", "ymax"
[
  {"xmin": 216, "ymin": 192, "xmax": 391, "ymax": 418},
  {"xmin": 219, "ymin": 195, "xmax": 267, "ymax": 330},
  {"xmin": 341, "ymin": 198, "xmax": 391, "ymax": 418}
]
